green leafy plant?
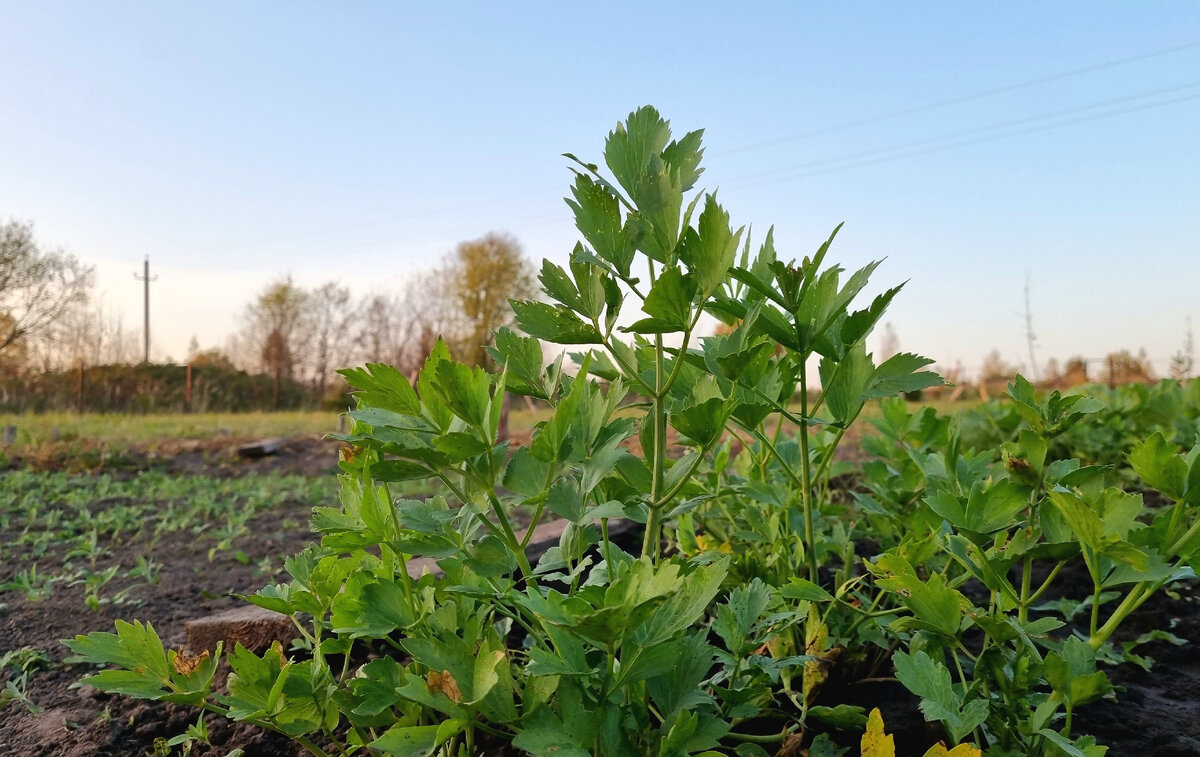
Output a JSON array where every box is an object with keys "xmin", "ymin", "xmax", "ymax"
[
  {"xmin": 66, "ymin": 107, "xmax": 1195, "ymax": 757},
  {"xmin": 66, "ymin": 107, "xmax": 942, "ymax": 756},
  {"xmin": 0, "ymin": 646, "xmax": 52, "ymax": 714}
]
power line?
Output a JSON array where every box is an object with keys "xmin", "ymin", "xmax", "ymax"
[
  {"xmin": 719, "ymin": 40, "xmax": 1200, "ymax": 155},
  {"xmin": 727, "ymin": 87, "xmax": 1200, "ymax": 188},
  {"xmin": 162, "ymin": 43, "xmax": 1200, "ymax": 266},
  {"xmin": 728, "ymin": 80, "xmax": 1200, "ymax": 184}
]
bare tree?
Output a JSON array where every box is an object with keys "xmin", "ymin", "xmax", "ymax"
[
  {"xmin": 241, "ymin": 276, "xmax": 309, "ymax": 407},
  {"xmin": 359, "ymin": 293, "xmax": 401, "ymax": 366},
  {"xmin": 54, "ymin": 296, "xmax": 139, "ymax": 366},
  {"xmin": 978, "ymin": 349, "xmax": 1019, "ymax": 400},
  {"xmin": 980, "ymin": 349, "xmax": 1018, "ymax": 385},
  {"xmin": 306, "ymin": 281, "xmax": 359, "ymax": 400},
  {"xmin": 1064, "ymin": 357, "xmax": 1089, "ymax": 386},
  {"xmin": 1103, "ymin": 349, "xmax": 1155, "ymax": 387},
  {"xmin": 0, "ymin": 220, "xmax": 94, "ymax": 356},
  {"xmin": 357, "ymin": 286, "xmax": 439, "ymax": 380}
]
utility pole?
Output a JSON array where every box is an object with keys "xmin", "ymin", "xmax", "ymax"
[{"xmin": 133, "ymin": 257, "xmax": 157, "ymax": 363}]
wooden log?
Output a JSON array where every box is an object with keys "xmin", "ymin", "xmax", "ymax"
[
  {"xmin": 236, "ymin": 437, "xmax": 287, "ymax": 458},
  {"xmin": 185, "ymin": 605, "xmax": 298, "ymax": 655}
]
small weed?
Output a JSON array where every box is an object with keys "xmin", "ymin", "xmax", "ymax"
[{"xmin": 0, "ymin": 646, "xmax": 52, "ymax": 714}]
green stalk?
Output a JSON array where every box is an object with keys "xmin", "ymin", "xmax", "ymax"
[
  {"xmin": 1018, "ymin": 555, "xmax": 1033, "ymax": 625},
  {"xmin": 388, "ymin": 491, "xmax": 417, "ymax": 612},
  {"xmin": 437, "ymin": 470, "xmax": 533, "ymax": 580},
  {"xmin": 1018, "ymin": 463, "xmax": 1048, "ymax": 624},
  {"xmin": 748, "ymin": 428, "xmax": 803, "ymax": 490},
  {"xmin": 601, "ymin": 518, "xmax": 613, "ymax": 570},
  {"xmin": 798, "ymin": 369, "xmax": 818, "ymax": 583},
  {"xmin": 1089, "ymin": 579, "xmax": 1103, "ymax": 639},
  {"xmin": 486, "ymin": 489, "xmax": 534, "ymax": 579},
  {"xmin": 651, "ymin": 449, "xmax": 707, "ymax": 509},
  {"xmin": 1026, "ymin": 561, "xmax": 1065, "ymax": 605},
  {"xmin": 1167, "ymin": 515, "xmax": 1200, "ymax": 555},
  {"xmin": 642, "ymin": 331, "xmax": 667, "ymax": 562},
  {"xmin": 1090, "ymin": 582, "xmax": 1155, "ymax": 650}
]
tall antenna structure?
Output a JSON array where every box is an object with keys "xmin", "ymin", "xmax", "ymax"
[
  {"xmin": 1024, "ymin": 273, "xmax": 1039, "ymax": 382},
  {"xmin": 133, "ymin": 257, "xmax": 157, "ymax": 363}
]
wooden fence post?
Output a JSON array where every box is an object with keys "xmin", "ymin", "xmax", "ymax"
[
  {"xmin": 77, "ymin": 362, "xmax": 85, "ymax": 414},
  {"xmin": 186, "ymin": 362, "xmax": 193, "ymax": 413}
]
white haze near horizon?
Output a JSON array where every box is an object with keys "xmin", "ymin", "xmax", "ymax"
[{"xmin": 4, "ymin": 3, "xmax": 1198, "ymax": 380}]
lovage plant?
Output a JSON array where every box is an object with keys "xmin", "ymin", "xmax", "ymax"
[{"xmin": 67, "ymin": 107, "xmax": 944, "ymax": 756}]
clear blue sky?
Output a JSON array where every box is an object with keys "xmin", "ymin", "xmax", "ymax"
[{"xmin": 3, "ymin": 2, "xmax": 1198, "ymax": 378}]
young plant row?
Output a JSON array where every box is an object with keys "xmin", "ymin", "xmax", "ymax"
[
  {"xmin": 2, "ymin": 471, "xmax": 328, "ymax": 611},
  {"xmin": 67, "ymin": 108, "xmax": 1197, "ymax": 757}
]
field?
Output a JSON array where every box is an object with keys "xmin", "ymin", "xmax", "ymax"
[
  {"xmin": 0, "ymin": 459, "xmax": 338, "ymax": 754},
  {"xmin": 5, "ymin": 112, "xmax": 1200, "ymax": 757},
  {"xmin": 2, "ymin": 383, "xmax": 1199, "ymax": 756}
]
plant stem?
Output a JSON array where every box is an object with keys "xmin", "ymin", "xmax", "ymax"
[
  {"xmin": 486, "ymin": 490, "xmax": 534, "ymax": 579},
  {"xmin": 643, "ymin": 328, "xmax": 667, "ymax": 562},
  {"xmin": 1025, "ymin": 561, "xmax": 1063, "ymax": 606},
  {"xmin": 1167, "ymin": 515, "xmax": 1200, "ymax": 555},
  {"xmin": 651, "ymin": 450, "xmax": 706, "ymax": 509},
  {"xmin": 798, "ymin": 370, "xmax": 818, "ymax": 583},
  {"xmin": 1090, "ymin": 582, "xmax": 1154, "ymax": 650},
  {"xmin": 1018, "ymin": 555, "xmax": 1033, "ymax": 625}
]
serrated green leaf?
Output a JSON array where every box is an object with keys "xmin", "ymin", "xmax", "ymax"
[
  {"xmin": 339, "ymin": 363, "xmax": 421, "ymax": 415},
  {"xmin": 680, "ymin": 194, "xmax": 742, "ymax": 297},
  {"xmin": 893, "ymin": 651, "xmax": 987, "ymax": 744},
  {"xmin": 821, "ymin": 346, "xmax": 873, "ymax": 424},
  {"xmin": 867, "ymin": 352, "xmax": 945, "ymax": 398},
  {"xmin": 432, "ymin": 361, "xmax": 491, "ymax": 430},
  {"xmin": 511, "ymin": 301, "xmax": 603, "ymax": 344},
  {"xmin": 370, "ymin": 721, "xmax": 463, "ymax": 757},
  {"xmin": 808, "ymin": 704, "xmax": 868, "ymax": 730},
  {"xmin": 502, "ymin": 447, "xmax": 551, "ymax": 499},
  {"xmin": 567, "ymin": 173, "xmax": 635, "ymax": 277},
  {"xmin": 346, "ymin": 658, "xmax": 407, "ymax": 717},
  {"xmin": 1130, "ymin": 432, "xmax": 1187, "ymax": 501},
  {"xmin": 1044, "ymin": 637, "xmax": 1111, "ymax": 708},
  {"xmin": 670, "ymin": 397, "xmax": 731, "ymax": 448},
  {"xmin": 512, "ymin": 707, "xmax": 591, "ymax": 757},
  {"xmin": 538, "ymin": 259, "xmax": 584, "ymax": 311},
  {"xmin": 874, "ymin": 555, "xmax": 972, "ymax": 638},
  {"xmin": 431, "ymin": 431, "xmax": 489, "ymax": 461},
  {"xmin": 926, "ymin": 479, "xmax": 1027, "ymax": 535},
  {"xmin": 779, "ymin": 578, "xmax": 835, "ymax": 603},
  {"xmin": 639, "ymin": 266, "xmax": 695, "ymax": 332},
  {"xmin": 488, "ymin": 328, "xmax": 547, "ymax": 399}
]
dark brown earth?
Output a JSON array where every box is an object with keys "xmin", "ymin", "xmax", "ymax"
[
  {"xmin": 0, "ymin": 450, "xmax": 326, "ymax": 755},
  {"xmin": 2, "ymin": 438, "xmax": 1199, "ymax": 756}
]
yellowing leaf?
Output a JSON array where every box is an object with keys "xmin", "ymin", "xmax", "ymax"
[
  {"xmin": 803, "ymin": 615, "xmax": 840, "ymax": 705},
  {"xmin": 922, "ymin": 743, "xmax": 981, "ymax": 757},
  {"xmin": 426, "ymin": 669, "xmax": 463, "ymax": 702},
  {"xmin": 170, "ymin": 647, "xmax": 209, "ymax": 676},
  {"xmin": 861, "ymin": 708, "xmax": 895, "ymax": 757}
]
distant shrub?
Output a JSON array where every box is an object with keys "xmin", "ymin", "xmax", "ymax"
[{"xmin": 0, "ymin": 363, "xmax": 310, "ymax": 413}]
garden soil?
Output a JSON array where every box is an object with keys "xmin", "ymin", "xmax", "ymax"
[{"xmin": 2, "ymin": 437, "xmax": 1199, "ymax": 756}]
